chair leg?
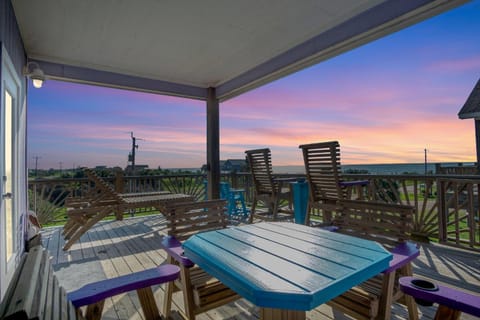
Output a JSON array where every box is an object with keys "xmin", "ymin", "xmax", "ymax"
[
  {"xmin": 249, "ymin": 195, "xmax": 257, "ymax": 223},
  {"xmin": 227, "ymin": 194, "xmax": 235, "ymax": 216},
  {"xmin": 163, "ymin": 257, "xmax": 175, "ymax": 317},
  {"xmin": 323, "ymin": 209, "xmax": 333, "ymax": 224},
  {"xmin": 305, "ymin": 201, "xmax": 312, "ymax": 225},
  {"xmin": 179, "ymin": 266, "xmax": 196, "ymax": 320},
  {"xmin": 272, "ymin": 195, "xmax": 280, "ymax": 220},
  {"xmin": 401, "ymin": 264, "xmax": 419, "ymax": 320},
  {"xmin": 63, "ymin": 206, "xmax": 112, "ymax": 250},
  {"xmin": 239, "ymin": 193, "xmax": 248, "ymax": 217}
]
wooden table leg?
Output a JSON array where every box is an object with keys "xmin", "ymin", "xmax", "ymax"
[
  {"xmin": 260, "ymin": 308, "xmax": 306, "ymax": 320},
  {"xmin": 434, "ymin": 305, "xmax": 462, "ymax": 320}
]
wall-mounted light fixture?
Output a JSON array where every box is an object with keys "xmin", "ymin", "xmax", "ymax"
[{"xmin": 23, "ymin": 61, "xmax": 45, "ymax": 88}]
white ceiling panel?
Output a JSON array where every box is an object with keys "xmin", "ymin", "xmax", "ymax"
[{"xmin": 12, "ymin": 0, "xmax": 467, "ymax": 100}]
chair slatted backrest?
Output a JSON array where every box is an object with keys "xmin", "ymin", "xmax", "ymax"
[
  {"xmin": 245, "ymin": 148, "xmax": 277, "ymax": 195},
  {"xmin": 328, "ymin": 199, "xmax": 418, "ymax": 320},
  {"xmin": 83, "ymin": 167, "xmax": 124, "ymax": 204},
  {"xmin": 335, "ymin": 199, "xmax": 414, "ymax": 249},
  {"xmin": 164, "ymin": 199, "xmax": 228, "ymax": 241},
  {"xmin": 299, "ymin": 141, "xmax": 346, "ymax": 203}
]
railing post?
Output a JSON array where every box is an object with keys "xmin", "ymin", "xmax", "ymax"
[
  {"xmin": 467, "ymin": 184, "xmax": 475, "ymax": 247},
  {"xmin": 437, "ymin": 177, "xmax": 447, "ymax": 243},
  {"xmin": 115, "ymin": 170, "xmax": 124, "ymax": 193},
  {"xmin": 33, "ymin": 182, "xmax": 37, "ymax": 214},
  {"xmin": 231, "ymin": 171, "xmax": 239, "ymax": 189},
  {"xmin": 114, "ymin": 170, "xmax": 125, "ymax": 220}
]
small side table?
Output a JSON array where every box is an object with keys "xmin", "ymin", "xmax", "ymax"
[{"xmin": 291, "ymin": 180, "xmax": 309, "ymax": 224}]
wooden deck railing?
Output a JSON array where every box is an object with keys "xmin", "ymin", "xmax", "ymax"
[
  {"xmin": 29, "ymin": 172, "xmax": 479, "ymax": 251},
  {"xmin": 343, "ymin": 173, "xmax": 480, "ymax": 251}
]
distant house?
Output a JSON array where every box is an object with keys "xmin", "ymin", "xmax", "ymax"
[
  {"xmin": 223, "ymin": 159, "xmax": 247, "ymax": 172},
  {"xmin": 201, "ymin": 159, "xmax": 247, "ymax": 173},
  {"xmin": 125, "ymin": 164, "xmax": 149, "ymax": 174}
]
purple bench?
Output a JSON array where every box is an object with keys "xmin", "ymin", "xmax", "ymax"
[
  {"xmin": 399, "ymin": 276, "xmax": 480, "ymax": 319},
  {"xmin": 68, "ymin": 264, "xmax": 180, "ymax": 319},
  {"xmin": 0, "ymin": 246, "xmax": 180, "ymax": 320}
]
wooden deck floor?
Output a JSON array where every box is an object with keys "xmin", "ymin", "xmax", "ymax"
[{"xmin": 41, "ymin": 214, "xmax": 480, "ymax": 320}]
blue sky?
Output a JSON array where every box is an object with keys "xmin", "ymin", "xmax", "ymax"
[{"xmin": 28, "ymin": 1, "xmax": 480, "ymax": 170}]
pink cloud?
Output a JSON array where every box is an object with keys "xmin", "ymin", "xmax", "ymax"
[{"xmin": 426, "ymin": 56, "xmax": 480, "ymax": 73}]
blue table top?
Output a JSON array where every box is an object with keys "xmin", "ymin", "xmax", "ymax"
[{"xmin": 182, "ymin": 222, "xmax": 392, "ymax": 310}]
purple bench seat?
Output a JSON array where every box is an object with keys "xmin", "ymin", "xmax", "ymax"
[
  {"xmin": 0, "ymin": 246, "xmax": 180, "ymax": 320},
  {"xmin": 68, "ymin": 264, "xmax": 180, "ymax": 307},
  {"xmin": 399, "ymin": 276, "xmax": 480, "ymax": 318}
]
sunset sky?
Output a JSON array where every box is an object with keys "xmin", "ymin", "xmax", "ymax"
[{"xmin": 28, "ymin": 1, "xmax": 480, "ymax": 170}]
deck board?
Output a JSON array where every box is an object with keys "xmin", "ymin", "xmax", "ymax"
[{"xmin": 41, "ymin": 214, "xmax": 480, "ymax": 320}]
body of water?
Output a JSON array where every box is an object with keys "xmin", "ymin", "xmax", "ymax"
[
  {"xmin": 273, "ymin": 162, "xmax": 476, "ymax": 175},
  {"xmin": 168, "ymin": 162, "xmax": 475, "ymax": 175}
]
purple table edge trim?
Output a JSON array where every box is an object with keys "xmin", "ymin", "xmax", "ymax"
[
  {"xmin": 383, "ymin": 242, "xmax": 419, "ymax": 274},
  {"xmin": 160, "ymin": 235, "xmax": 195, "ymax": 267}
]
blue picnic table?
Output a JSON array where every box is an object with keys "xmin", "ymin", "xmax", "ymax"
[{"xmin": 183, "ymin": 222, "xmax": 392, "ymax": 320}]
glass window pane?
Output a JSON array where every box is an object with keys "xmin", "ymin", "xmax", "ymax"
[{"xmin": 4, "ymin": 90, "xmax": 13, "ymax": 260}]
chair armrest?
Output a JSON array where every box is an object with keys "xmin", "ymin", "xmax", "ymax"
[
  {"xmin": 339, "ymin": 180, "xmax": 369, "ymax": 187},
  {"xmin": 322, "ymin": 225, "xmax": 339, "ymax": 232},
  {"xmin": 160, "ymin": 236, "xmax": 195, "ymax": 267},
  {"xmin": 383, "ymin": 242, "xmax": 419, "ymax": 274},
  {"xmin": 399, "ymin": 276, "xmax": 480, "ymax": 317},
  {"xmin": 68, "ymin": 264, "xmax": 180, "ymax": 307}
]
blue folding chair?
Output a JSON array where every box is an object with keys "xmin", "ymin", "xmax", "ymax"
[{"xmin": 220, "ymin": 182, "xmax": 249, "ymax": 219}]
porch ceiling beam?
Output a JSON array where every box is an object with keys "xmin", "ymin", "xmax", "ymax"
[
  {"xmin": 32, "ymin": 59, "xmax": 208, "ymax": 100},
  {"xmin": 216, "ymin": 0, "xmax": 467, "ymax": 101}
]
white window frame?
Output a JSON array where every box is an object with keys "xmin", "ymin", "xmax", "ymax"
[{"xmin": 0, "ymin": 46, "xmax": 23, "ymax": 299}]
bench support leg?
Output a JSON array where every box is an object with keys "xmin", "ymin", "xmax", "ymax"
[
  {"xmin": 179, "ymin": 266, "xmax": 196, "ymax": 320},
  {"xmin": 137, "ymin": 287, "xmax": 161, "ymax": 320},
  {"xmin": 402, "ymin": 264, "xmax": 419, "ymax": 320},
  {"xmin": 434, "ymin": 305, "xmax": 462, "ymax": 320},
  {"xmin": 163, "ymin": 257, "xmax": 175, "ymax": 317},
  {"xmin": 85, "ymin": 300, "xmax": 105, "ymax": 320}
]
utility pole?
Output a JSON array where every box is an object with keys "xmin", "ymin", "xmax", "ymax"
[
  {"xmin": 131, "ymin": 132, "xmax": 137, "ymax": 172},
  {"xmin": 33, "ymin": 155, "xmax": 41, "ymax": 177},
  {"xmin": 128, "ymin": 132, "xmax": 143, "ymax": 174},
  {"xmin": 424, "ymin": 148, "xmax": 427, "ymax": 175}
]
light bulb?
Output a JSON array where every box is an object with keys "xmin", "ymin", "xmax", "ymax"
[{"xmin": 32, "ymin": 78, "xmax": 43, "ymax": 89}]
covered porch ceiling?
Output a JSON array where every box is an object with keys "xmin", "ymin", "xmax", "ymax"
[{"xmin": 12, "ymin": 0, "xmax": 467, "ymax": 101}]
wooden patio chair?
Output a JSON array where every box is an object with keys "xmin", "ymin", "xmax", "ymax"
[
  {"xmin": 160, "ymin": 199, "xmax": 240, "ymax": 320},
  {"xmin": 299, "ymin": 141, "xmax": 369, "ymax": 225},
  {"xmin": 245, "ymin": 148, "xmax": 293, "ymax": 223},
  {"xmin": 326, "ymin": 199, "xmax": 420, "ymax": 320},
  {"xmin": 62, "ymin": 168, "xmax": 193, "ymax": 250}
]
